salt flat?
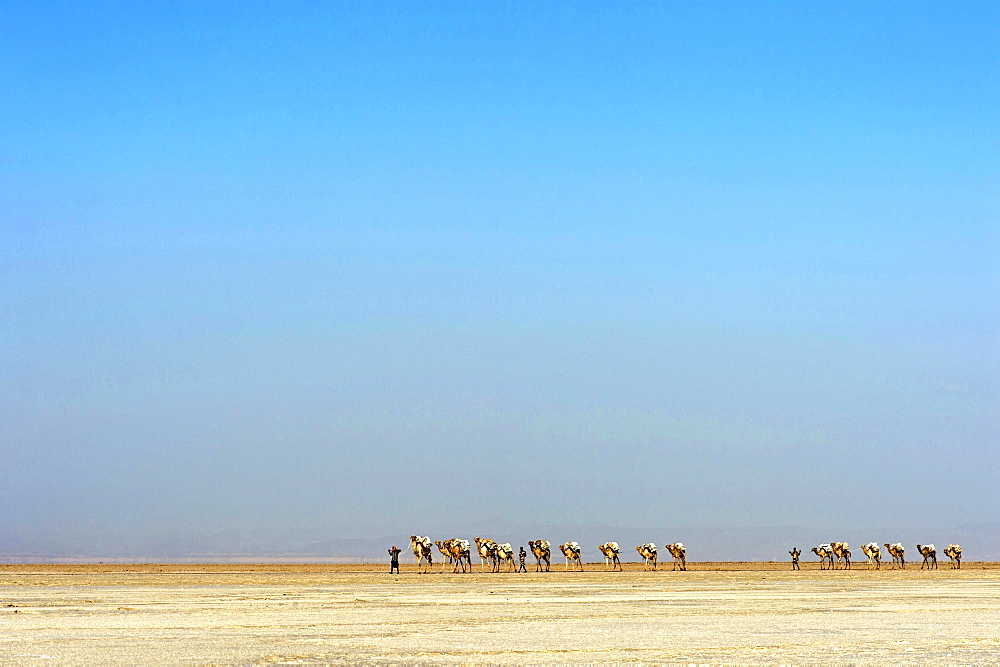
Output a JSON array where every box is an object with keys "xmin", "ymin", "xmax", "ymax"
[{"xmin": 2, "ymin": 563, "xmax": 998, "ymax": 663}]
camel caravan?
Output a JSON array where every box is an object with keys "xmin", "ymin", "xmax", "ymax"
[
  {"xmin": 631, "ymin": 542, "xmax": 684, "ymax": 571},
  {"xmin": 397, "ymin": 536, "xmax": 689, "ymax": 573},
  {"xmin": 401, "ymin": 535, "xmax": 965, "ymax": 573},
  {"xmin": 793, "ymin": 542, "xmax": 964, "ymax": 571}
]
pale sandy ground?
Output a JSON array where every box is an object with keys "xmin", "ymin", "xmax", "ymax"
[{"xmin": 2, "ymin": 562, "xmax": 999, "ymax": 664}]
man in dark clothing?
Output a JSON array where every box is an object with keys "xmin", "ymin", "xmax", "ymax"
[
  {"xmin": 388, "ymin": 545, "xmax": 402, "ymax": 574},
  {"xmin": 517, "ymin": 546, "xmax": 527, "ymax": 573}
]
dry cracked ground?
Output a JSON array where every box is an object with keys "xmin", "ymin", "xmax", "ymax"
[{"xmin": 2, "ymin": 562, "xmax": 999, "ymax": 663}]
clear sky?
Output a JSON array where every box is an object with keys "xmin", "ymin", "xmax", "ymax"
[{"xmin": 2, "ymin": 2, "xmax": 997, "ymax": 559}]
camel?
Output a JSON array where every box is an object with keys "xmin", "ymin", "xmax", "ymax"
[
  {"xmin": 884, "ymin": 543, "xmax": 905, "ymax": 569},
  {"xmin": 434, "ymin": 540, "xmax": 454, "ymax": 572},
  {"xmin": 598, "ymin": 542, "xmax": 622, "ymax": 571},
  {"xmin": 789, "ymin": 548, "xmax": 801, "ymax": 570},
  {"xmin": 559, "ymin": 542, "xmax": 583, "ymax": 571},
  {"xmin": 636, "ymin": 543, "xmax": 657, "ymax": 571},
  {"xmin": 944, "ymin": 544, "xmax": 962, "ymax": 569},
  {"xmin": 860, "ymin": 542, "xmax": 881, "ymax": 569},
  {"xmin": 474, "ymin": 537, "xmax": 499, "ymax": 573},
  {"xmin": 830, "ymin": 542, "xmax": 851, "ymax": 569},
  {"xmin": 528, "ymin": 540, "xmax": 551, "ymax": 572},
  {"xmin": 812, "ymin": 544, "xmax": 834, "ymax": 570},
  {"xmin": 495, "ymin": 543, "xmax": 516, "ymax": 572},
  {"xmin": 665, "ymin": 542, "xmax": 687, "ymax": 571},
  {"xmin": 409, "ymin": 535, "xmax": 433, "ymax": 573},
  {"xmin": 438, "ymin": 538, "xmax": 471, "ymax": 573},
  {"xmin": 455, "ymin": 539, "xmax": 473, "ymax": 572},
  {"xmin": 917, "ymin": 544, "xmax": 938, "ymax": 570}
]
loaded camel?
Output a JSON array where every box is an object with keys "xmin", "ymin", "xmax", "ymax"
[
  {"xmin": 812, "ymin": 544, "xmax": 834, "ymax": 570},
  {"xmin": 559, "ymin": 541, "xmax": 583, "ymax": 571},
  {"xmin": 830, "ymin": 542, "xmax": 851, "ymax": 569},
  {"xmin": 495, "ymin": 543, "xmax": 514, "ymax": 572},
  {"xmin": 636, "ymin": 543, "xmax": 657, "ymax": 571},
  {"xmin": 860, "ymin": 542, "xmax": 881, "ymax": 569},
  {"xmin": 474, "ymin": 537, "xmax": 499, "ymax": 573},
  {"xmin": 439, "ymin": 538, "xmax": 472, "ymax": 573},
  {"xmin": 528, "ymin": 540, "xmax": 551, "ymax": 572},
  {"xmin": 495, "ymin": 543, "xmax": 516, "ymax": 572},
  {"xmin": 409, "ymin": 535, "xmax": 433, "ymax": 573},
  {"xmin": 884, "ymin": 543, "xmax": 905, "ymax": 569},
  {"xmin": 598, "ymin": 542, "xmax": 622, "ymax": 571},
  {"xmin": 943, "ymin": 544, "xmax": 962, "ymax": 569},
  {"xmin": 917, "ymin": 544, "xmax": 938, "ymax": 570},
  {"xmin": 665, "ymin": 542, "xmax": 687, "ymax": 571},
  {"xmin": 434, "ymin": 540, "xmax": 454, "ymax": 572}
]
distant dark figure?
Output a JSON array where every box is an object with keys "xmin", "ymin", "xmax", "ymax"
[
  {"xmin": 789, "ymin": 548, "xmax": 801, "ymax": 571},
  {"xmin": 388, "ymin": 545, "xmax": 402, "ymax": 574},
  {"xmin": 518, "ymin": 547, "xmax": 527, "ymax": 573}
]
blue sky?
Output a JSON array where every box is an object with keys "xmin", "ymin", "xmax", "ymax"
[{"xmin": 2, "ymin": 2, "xmax": 997, "ymax": 558}]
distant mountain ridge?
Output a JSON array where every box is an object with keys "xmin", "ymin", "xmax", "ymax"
[{"xmin": 2, "ymin": 523, "xmax": 997, "ymax": 563}]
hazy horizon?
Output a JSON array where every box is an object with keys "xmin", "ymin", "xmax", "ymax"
[
  {"xmin": 5, "ymin": 519, "xmax": 1000, "ymax": 564},
  {"xmin": 3, "ymin": 2, "xmax": 997, "ymax": 562}
]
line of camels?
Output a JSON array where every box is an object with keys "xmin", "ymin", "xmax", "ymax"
[
  {"xmin": 792, "ymin": 542, "xmax": 962, "ymax": 570},
  {"xmin": 406, "ymin": 537, "xmax": 686, "ymax": 573},
  {"xmin": 408, "ymin": 536, "xmax": 963, "ymax": 573}
]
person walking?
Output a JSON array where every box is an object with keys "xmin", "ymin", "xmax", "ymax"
[
  {"xmin": 388, "ymin": 545, "xmax": 402, "ymax": 574},
  {"xmin": 517, "ymin": 546, "xmax": 528, "ymax": 573}
]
